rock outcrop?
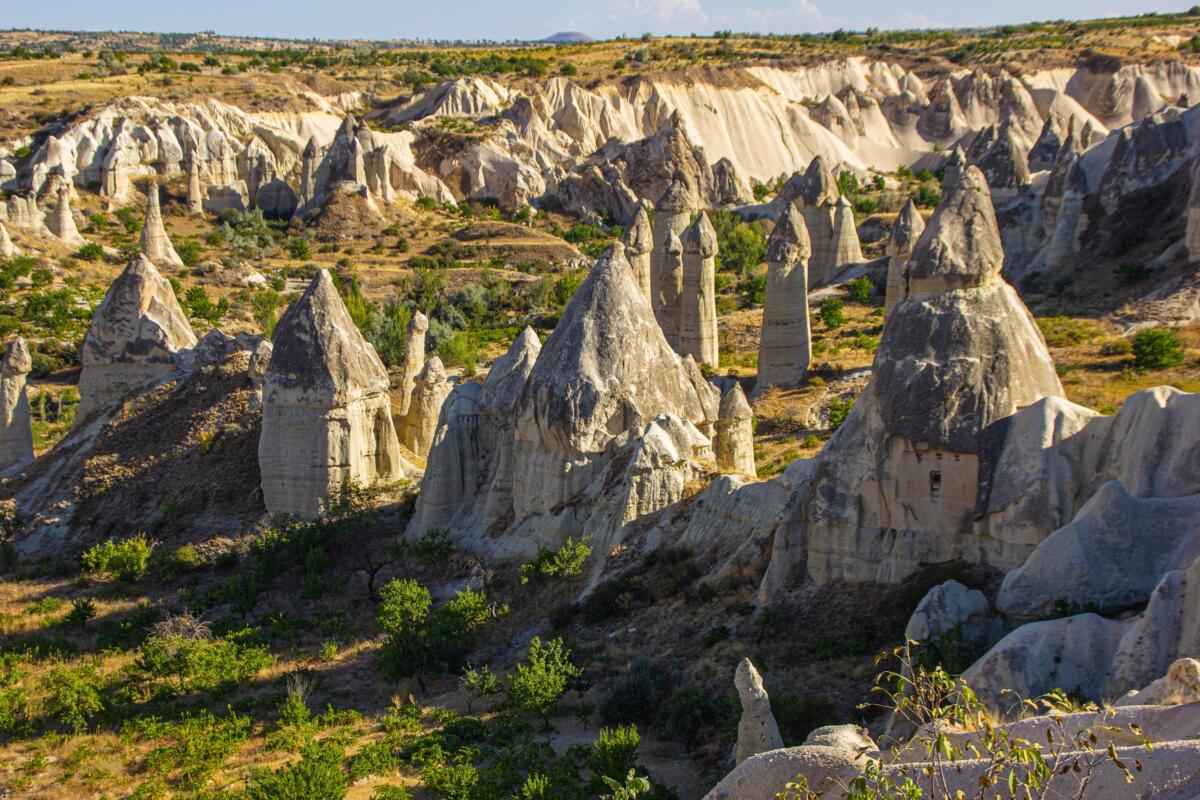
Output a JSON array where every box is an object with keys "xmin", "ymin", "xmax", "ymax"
[
  {"xmin": 756, "ymin": 205, "xmax": 812, "ymax": 393},
  {"xmin": 397, "ymin": 356, "xmax": 451, "ymax": 460},
  {"xmin": 830, "ymin": 196, "xmax": 864, "ymax": 268},
  {"xmin": 735, "ymin": 658, "xmax": 784, "ymax": 765},
  {"xmin": 259, "ymin": 270, "xmax": 410, "ymax": 518},
  {"xmin": 651, "ymin": 181, "xmax": 692, "ymax": 348},
  {"xmin": 45, "ymin": 180, "xmax": 85, "ymax": 248},
  {"xmin": 0, "ymin": 221, "xmax": 17, "ymax": 258},
  {"xmin": 765, "ymin": 166, "xmax": 1063, "ymax": 592},
  {"xmin": 139, "ymin": 184, "xmax": 183, "ymax": 268},
  {"xmin": 679, "ymin": 212, "xmax": 719, "ymax": 367},
  {"xmin": 0, "ymin": 337, "xmax": 34, "ymax": 472},
  {"xmin": 77, "ymin": 256, "xmax": 198, "ymax": 421},
  {"xmin": 884, "ymin": 200, "xmax": 925, "ymax": 315},
  {"xmin": 622, "ymin": 207, "xmax": 653, "ymax": 302},
  {"xmin": 396, "ymin": 311, "xmax": 428, "ymax": 418},
  {"xmin": 714, "ymin": 384, "xmax": 756, "ymax": 477},
  {"xmin": 186, "ymin": 159, "xmax": 204, "ymax": 215},
  {"xmin": 905, "ymin": 579, "xmax": 989, "ymax": 643}
]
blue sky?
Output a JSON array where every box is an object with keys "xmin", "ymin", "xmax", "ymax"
[{"xmin": 7, "ymin": 0, "xmax": 1189, "ymax": 42}]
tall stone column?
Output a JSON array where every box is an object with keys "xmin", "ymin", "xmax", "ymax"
[
  {"xmin": 884, "ymin": 199, "xmax": 926, "ymax": 315},
  {"xmin": 651, "ymin": 180, "xmax": 692, "ymax": 347},
  {"xmin": 755, "ymin": 205, "xmax": 812, "ymax": 393},
  {"xmin": 0, "ymin": 337, "xmax": 34, "ymax": 472},
  {"xmin": 622, "ymin": 207, "xmax": 654, "ymax": 302},
  {"xmin": 680, "ymin": 212, "xmax": 719, "ymax": 368}
]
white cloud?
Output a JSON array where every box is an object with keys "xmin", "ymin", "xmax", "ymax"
[
  {"xmin": 609, "ymin": 0, "xmax": 711, "ymax": 33},
  {"xmin": 743, "ymin": 0, "xmax": 837, "ymax": 33}
]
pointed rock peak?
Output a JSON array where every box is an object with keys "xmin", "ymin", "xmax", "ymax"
[
  {"xmin": 482, "ymin": 325, "xmax": 540, "ymax": 415},
  {"xmin": 802, "ymin": 156, "xmax": 837, "ymax": 205},
  {"xmin": 0, "ymin": 222, "xmax": 15, "ymax": 258},
  {"xmin": 735, "ymin": 658, "xmax": 767, "ymax": 695},
  {"xmin": 888, "ymin": 199, "xmax": 926, "ymax": 256},
  {"xmin": 3, "ymin": 337, "xmax": 31, "ymax": 376},
  {"xmin": 337, "ymin": 114, "xmax": 359, "ymax": 138},
  {"xmin": 835, "ymin": 195, "xmax": 852, "ymax": 208},
  {"xmin": 666, "ymin": 229, "xmax": 683, "ymax": 255},
  {"xmin": 83, "ymin": 255, "xmax": 197, "ymax": 367},
  {"xmin": 719, "ymin": 382, "xmax": 752, "ymax": 420},
  {"xmin": 906, "ymin": 165, "xmax": 1002, "ymax": 291},
  {"xmin": 267, "ymin": 269, "xmax": 390, "ymax": 404},
  {"xmin": 942, "ymin": 145, "xmax": 969, "ymax": 189},
  {"xmin": 767, "ymin": 204, "xmax": 811, "ymax": 263},
  {"xmin": 408, "ymin": 309, "xmax": 429, "ymax": 334},
  {"xmin": 623, "ymin": 207, "xmax": 653, "ymax": 253},
  {"xmin": 304, "ymin": 136, "xmax": 321, "ymax": 157},
  {"xmin": 656, "ymin": 179, "xmax": 692, "ymax": 213},
  {"xmin": 418, "ymin": 355, "xmax": 447, "ymax": 382},
  {"xmin": 682, "ymin": 212, "xmax": 717, "ymax": 254}
]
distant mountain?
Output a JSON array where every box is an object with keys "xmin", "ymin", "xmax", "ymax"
[{"xmin": 541, "ymin": 31, "xmax": 593, "ymax": 44}]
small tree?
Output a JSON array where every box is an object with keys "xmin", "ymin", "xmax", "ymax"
[
  {"xmin": 818, "ymin": 298, "xmax": 846, "ymax": 329},
  {"xmin": 507, "ymin": 636, "xmax": 582, "ymax": 725},
  {"xmin": 1132, "ymin": 327, "xmax": 1185, "ymax": 370},
  {"xmin": 847, "ymin": 276, "xmax": 874, "ymax": 303}
]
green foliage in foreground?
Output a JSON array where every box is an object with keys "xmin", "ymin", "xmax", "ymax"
[
  {"xmin": 1132, "ymin": 327, "xmax": 1186, "ymax": 370},
  {"xmin": 81, "ymin": 534, "xmax": 155, "ymax": 582},
  {"xmin": 519, "ymin": 536, "xmax": 592, "ymax": 584}
]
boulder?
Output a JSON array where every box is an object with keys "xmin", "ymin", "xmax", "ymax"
[
  {"xmin": 397, "ymin": 356, "xmax": 451, "ymax": 460},
  {"xmin": 679, "ymin": 212, "xmax": 719, "ymax": 367},
  {"xmin": 77, "ymin": 255, "xmax": 198, "ymax": 421},
  {"xmin": 139, "ymin": 185, "xmax": 183, "ymax": 268},
  {"xmin": 0, "ymin": 337, "xmax": 34, "ymax": 472},
  {"xmin": 1110, "ymin": 553, "xmax": 1200, "ymax": 696},
  {"xmin": 1118, "ymin": 659, "xmax": 1200, "ymax": 708},
  {"xmin": 259, "ymin": 270, "xmax": 410, "ymax": 518},
  {"xmin": 904, "ymin": 579, "xmax": 989, "ymax": 643},
  {"xmin": 714, "ymin": 383, "xmax": 755, "ymax": 477},
  {"xmin": 735, "ymin": 658, "xmax": 784, "ymax": 765},
  {"xmin": 756, "ymin": 205, "xmax": 812, "ymax": 393}
]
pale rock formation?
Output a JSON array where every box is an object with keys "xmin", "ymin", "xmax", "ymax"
[
  {"xmin": 621, "ymin": 207, "xmax": 654, "ymax": 301},
  {"xmin": 705, "ymin": 738, "xmax": 866, "ymax": 800},
  {"xmin": 3, "ymin": 194, "xmax": 46, "ymax": 234},
  {"xmin": 1188, "ymin": 162, "xmax": 1200, "ymax": 261},
  {"xmin": 651, "ymin": 181, "xmax": 692, "ymax": 347},
  {"xmin": 884, "ymin": 199, "xmax": 925, "ymax": 315},
  {"xmin": 259, "ymin": 270, "xmax": 409, "ymax": 518},
  {"xmin": 679, "ymin": 212, "xmax": 719, "ymax": 367},
  {"xmin": 247, "ymin": 338, "xmax": 272, "ymax": 413},
  {"xmin": 712, "ymin": 157, "xmax": 748, "ymax": 205},
  {"xmin": 1117, "ymin": 659, "xmax": 1200, "ymax": 707},
  {"xmin": 45, "ymin": 181, "xmax": 86, "ymax": 248},
  {"xmin": 1028, "ymin": 112, "xmax": 1067, "ymax": 172},
  {"xmin": 756, "ymin": 205, "xmax": 812, "ymax": 393},
  {"xmin": 904, "ymin": 579, "xmax": 989, "ymax": 643},
  {"xmin": 714, "ymin": 384, "xmax": 755, "ymax": 477},
  {"xmin": 397, "ymin": 356, "xmax": 451, "ymax": 459},
  {"xmin": 764, "ymin": 166, "xmax": 1063, "ymax": 591},
  {"xmin": 139, "ymin": 185, "xmax": 183, "ymax": 268},
  {"xmin": 829, "ymin": 196, "xmax": 863, "ymax": 269},
  {"xmin": 0, "ymin": 337, "xmax": 34, "ymax": 472},
  {"xmin": 396, "ymin": 311, "xmax": 428, "ymax": 418},
  {"xmin": 408, "ymin": 327, "xmax": 540, "ymax": 537},
  {"xmin": 735, "ymin": 658, "xmax": 784, "ymax": 765},
  {"xmin": 975, "ymin": 126, "xmax": 1031, "ymax": 200},
  {"xmin": 77, "ymin": 255, "xmax": 198, "ymax": 421},
  {"xmin": 0, "ymin": 221, "xmax": 17, "ymax": 258},
  {"xmin": 186, "ymin": 159, "xmax": 204, "ymax": 215},
  {"xmin": 1110, "ymin": 553, "xmax": 1200, "ymax": 696}
]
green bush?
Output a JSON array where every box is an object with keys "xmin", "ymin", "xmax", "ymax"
[
  {"xmin": 76, "ymin": 242, "xmax": 105, "ymax": 262},
  {"xmin": 657, "ymin": 688, "xmax": 731, "ymax": 752},
  {"xmin": 40, "ymin": 661, "xmax": 105, "ymax": 733},
  {"xmin": 589, "ymin": 725, "xmax": 641, "ymax": 783},
  {"xmin": 81, "ymin": 533, "xmax": 154, "ymax": 581},
  {"xmin": 507, "ymin": 637, "xmax": 582, "ymax": 722},
  {"xmin": 1132, "ymin": 327, "xmax": 1186, "ymax": 370},
  {"xmin": 421, "ymin": 749, "xmax": 479, "ymax": 800},
  {"xmin": 599, "ymin": 660, "xmax": 678, "ymax": 726},
  {"xmin": 520, "ymin": 536, "xmax": 592, "ymax": 584},
  {"xmin": 175, "ymin": 238, "xmax": 203, "ymax": 267},
  {"xmin": 411, "ymin": 528, "xmax": 455, "ymax": 569},
  {"xmin": 712, "ymin": 211, "xmax": 766, "ymax": 276},
  {"xmin": 245, "ymin": 741, "xmax": 347, "ymax": 800},
  {"xmin": 827, "ymin": 397, "xmax": 855, "ymax": 432},
  {"xmin": 770, "ymin": 692, "xmax": 834, "ymax": 746},
  {"xmin": 817, "ymin": 298, "xmax": 845, "ymax": 329},
  {"xmin": 847, "ymin": 276, "xmax": 873, "ymax": 303},
  {"xmin": 1113, "ymin": 260, "xmax": 1150, "ymax": 286},
  {"xmin": 137, "ymin": 633, "xmax": 271, "ymax": 695},
  {"xmin": 377, "ymin": 579, "xmax": 498, "ymax": 685}
]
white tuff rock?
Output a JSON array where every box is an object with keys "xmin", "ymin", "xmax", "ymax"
[
  {"xmin": 139, "ymin": 185, "xmax": 183, "ymax": 267},
  {"xmin": 714, "ymin": 384, "xmax": 756, "ymax": 477},
  {"xmin": 735, "ymin": 658, "xmax": 784, "ymax": 765},
  {"xmin": 679, "ymin": 212, "xmax": 719, "ymax": 367},
  {"xmin": 0, "ymin": 337, "xmax": 34, "ymax": 472},
  {"xmin": 397, "ymin": 356, "xmax": 451, "ymax": 460},
  {"xmin": 756, "ymin": 205, "xmax": 812, "ymax": 393}
]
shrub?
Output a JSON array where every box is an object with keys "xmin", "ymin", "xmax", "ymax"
[
  {"xmin": 712, "ymin": 211, "xmax": 766, "ymax": 276},
  {"xmin": 847, "ymin": 276, "xmax": 873, "ymax": 303},
  {"xmin": 589, "ymin": 724, "xmax": 641, "ymax": 783},
  {"xmin": 412, "ymin": 528, "xmax": 455, "ymax": 569},
  {"xmin": 421, "ymin": 749, "xmax": 479, "ymax": 800},
  {"xmin": 372, "ymin": 787, "xmax": 412, "ymax": 800},
  {"xmin": 1132, "ymin": 327, "xmax": 1185, "ymax": 370},
  {"xmin": 599, "ymin": 660, "xmax": 678, "ymax": 725},
  {"xmin": 827, "ymin": 397, "xmax": 855, "ymax": 432},
  {"xmin": 81, "ymin": 533, "xmax": 154, "ymax": 581},
  {"xmin": 1113, "ymin": 260, "xmax": 1150, "ymax": 286},
  {"xmin": 244, "ymin": 741, "xmax": 347, "ymax": 800},
  {"xmin": 76, "ymin": 242, "xmax": 105, "ymax": 262},
  {"xmin": 657, "ymin": 688, "xmax": 731, "ymax": 752},
  {"xmin": 175, "ymin": 238, "xmax": 203, "ymax": 266},
  {"xmin": 817, "ymin": 298, "xmax": 845, "ymax": 329},
  {"xmin": 520, "ymin": 536, "xmax": 592, "ymax": 583},
  {"xmin": 40, "ymin": 661, "xmax": 105, "ymax": 733},
  {"xmin": 138, "ymin": 633, "xmax": 271, "ymax": 695},
  {"xmin": 770, "ymin": 692, "xmax": 834, "ymax": 746},
  {"xmin": 64, "ymin": 598, "xmax": 96, "ymax": 628},
  {"xmin": 507, "ymin": 637, "xmax": 582, "ymax": 723},
  {"xmin": 377, "ymin": 578, "xmax": 432, "ymax": 637}
]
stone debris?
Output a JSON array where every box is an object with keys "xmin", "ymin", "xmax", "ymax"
[
  {"xmin": 679, "ymin": 211, "xmax": 719, "ymax": 367},
  {"xmin": 259, "ymin": 269, "xmax": 411, "ymax": 518},
  {"xmin": 735, "ymin": 658, "xmax": 784, "ymax": 765},
  {"xmin": 0, "ymin": 337, "xmax": 34, "ymax": 472},
  {"xmin": 397, "ymin": 356, "xmax": 451, "ymax": 460},
  {"xmin": 77, "ymin": 255, "xmax": 198, "ymax": 421},
  {"xmin": 756, "ymin": 205, "xmax": 812, "ymax": 393},
  {"xmin": 714, "ymin": 383, "xmax": 755, "ymax": 477},
  {"xmin": 139, "ymin": 184, "xmax": 183, "ymax": 267}
]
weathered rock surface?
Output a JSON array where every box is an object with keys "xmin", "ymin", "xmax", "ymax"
[
  {"xmin": 259, "ymin": 269, "xmax": 410, "ymax": 518},
  {"xmin": 0, "ymin": 337, "xmax": 34, "ymax": 472},
  {"xmin": 1117, "ymin": 659, "xmax": 1200, "ymax": 707},
  {"xmin": 755, "ymin": 205, "xmax": 812, "ymax": 393},
  {"xmin": 651, "ymin": 181, "xmax": 691, "ymax": 348},
  {"xmin": 621, "ymin": 207, "xmax": 653, "ymax": 302},
  {"xmin": 714, "ymin": 384, "xmax": 755, "ymax": 477},
  {"xmin": 139, "ymin": 184, "xmax": 183, "ymax": 267},
  {"xmin": 904, "ymin": 579, "xmax": 989, "ymax": 643},
  {"xmin": 396, "ymin": 311, "xmax": 428, "ymax": 418},
  {"xmin": 679, "ymin": 212, "xmax": 719, "ymax": 367},
  {"xmin": 735, "ymin": 658, "xmax": 784, "ymax": 765},
  {"xmin": 77, "ymin": 255, "xmax": 198, "ymax": 421},
  {"xmin": 0, "ymin": 221, "xmax": 17, "ymax": 258},
  {"xmin": 45, "ymin": 180, "xmax": 86, "ymax": 248},
  {"xmin": 884, "ymin": 199, "xmax": 925, "ymax": 315},
  {"xmin": 397, "ymin": 356, "xmax": 451, "ymax": 460}
]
